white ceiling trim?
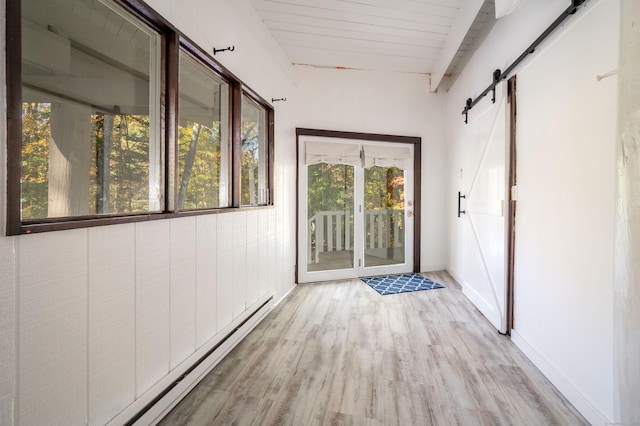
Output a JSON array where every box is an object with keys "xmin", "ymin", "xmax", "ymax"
[{"xmin": 429, "ymin": 0, "xmax": 485, "ymax": 92}]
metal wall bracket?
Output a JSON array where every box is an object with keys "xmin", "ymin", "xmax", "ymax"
[{"xmin": 213, "ymin": 45, "xmax": 235, "ymax": 55}]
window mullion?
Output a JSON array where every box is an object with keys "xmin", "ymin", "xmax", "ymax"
[
  {"xmin": 268, "ymin": 109, "xmax": 275, "ymax": 205},
  {"xmin": 231, "ymin": 83, "xmax": 243, "ymax": 208},
  {"xmin": 6, "ymin": 0, "xmax": 23, "ymax": 235},
  {"xmin": 165, "ymin": 31, "xmax": 180, "ymax": 213}
]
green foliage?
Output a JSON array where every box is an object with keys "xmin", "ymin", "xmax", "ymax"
[
  {"xmin": 99, "ymin": 114, "xmax": 151, "ymax": 213},
  {"xmin": 178, "ymin": 121, "xmax": 223, "ymax": 209},
  {"xmin": 87, "ymin": 114, "xmax": 150, "ymax": 214},
  {"xmin": 307, "ymin": 163, "xmax": 354, "ymax": 218},
  {"xmin": 307, "ymin": 164, "xmax": 404, "ymax": 218},
  {"xmin": 21, "ymin": 102, "xmax": 249, "ymax": 216},
  {"xmin": 307, "ymin": 164, "xmax": 405, "ymax": 250},
  {"xmin": 21, "ymin": 102, "xmax": 50, "ymax": 220},
  {"xmin": 241, "ymin": 121, "xmax": 260, "ymax": 205},
  {"xmin": 21, "ymin": 102, "xmax": 153, "ymax": 218},
  {"xmin": 364, "ymin": 166, "xmax": 405, "ymax": 248},
  {"xmin": 364, "ymin": 166, "xmax": 404, "ymax": 210}
]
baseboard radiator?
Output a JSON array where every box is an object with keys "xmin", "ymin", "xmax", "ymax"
[{"xmin": 108, "ymin": 294, "xmax": 275, "ymax": 426}]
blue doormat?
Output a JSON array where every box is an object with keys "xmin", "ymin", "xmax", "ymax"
[{"xmin": 362, "ymin": 273, "xmax": 444, "ymax": 295}]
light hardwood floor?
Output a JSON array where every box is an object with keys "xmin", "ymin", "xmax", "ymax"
[{"xmin": 160, "ymin": 271, "xmax": 588, "ymax": 425}]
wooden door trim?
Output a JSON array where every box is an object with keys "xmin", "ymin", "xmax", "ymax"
[
  {"xmin": 295, "ymin": 128, "xmax": 422, "ymax": 283},
  {"xmin": 506, "ymin": 76, "xmax": 518, "ymax": 334}
]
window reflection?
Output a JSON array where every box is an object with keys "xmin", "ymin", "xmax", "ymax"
[
  {"xmin": 177, "ymin": 50, "xmax": 230, "ymax": 210},
  {"xmin": 20, "ymin": 0, "xmax": 161, "ymax": 219},
  {"xmin": 241, "ymin": 95, "xmax": 267, "ymax": 206}
]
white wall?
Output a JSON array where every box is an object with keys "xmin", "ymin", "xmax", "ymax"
[
  {"xmin": 294, "ymin": 66, "xmax": 448, "ymax": 271},
  {"xmin": 0, "ymin": 0, "xmax": 297, "ymax": 424},
  {"xmin": 447, "ymin": 0, "xmax": 618, "ymax": 424},
  {"xmin": 511, "ymin": 1, "xmax": 618, "ymax": 422}
]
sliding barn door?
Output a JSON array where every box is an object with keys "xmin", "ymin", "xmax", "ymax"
[{"xmin": 461, "ymin": 82, "xmax": 509, "ymax": 333}]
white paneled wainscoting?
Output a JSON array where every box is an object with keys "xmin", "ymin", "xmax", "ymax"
[
  {"xmin": 12, "ymin": 210, "xmax": 290, "ymax": 425},
  {"xmin": 112, "ymin": 293, "xmax": 275, "ymax": 425}
]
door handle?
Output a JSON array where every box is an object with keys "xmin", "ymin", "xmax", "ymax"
[{"xmin": 458, "ymin": 192, "xmax": 466, "ymax": 217}]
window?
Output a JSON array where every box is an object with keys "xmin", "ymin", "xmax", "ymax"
[
  {"xmin": 241, "ymin": 95, "xmax": 268, "ymax": 206},
  {"xmin": 7, "ymin": 0, "xmax": 274, "ymax": 235},
  {"xmin": 177, "ymin": 49, "xmax": 231, "ymax": 210},
  {"xmin": 20, "ymin": 0, "xmax": 162, "ymax": 219}
]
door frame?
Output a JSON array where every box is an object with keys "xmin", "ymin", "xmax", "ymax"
[{"xmin": 295, "ymin": 128, "xmax": 421, "ymax": 283}]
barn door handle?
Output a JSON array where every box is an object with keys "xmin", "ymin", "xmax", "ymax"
[{"xmin": 458, "ymin": 192, "xmax": 466, "ymax": 217}]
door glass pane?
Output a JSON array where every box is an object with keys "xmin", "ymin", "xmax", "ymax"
[
  {"xmin": 364, "ymin": 166, "xmax": 405, "ymax": 267},
  {"xmin": 307, "ymin": 163, "xmax": 354, "ymax": 272}
]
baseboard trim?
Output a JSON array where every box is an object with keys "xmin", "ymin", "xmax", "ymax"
[
  {"xmin": 447, "ymin": 267, "xmax": 463, "ymax": 284},
  {"xmin": 511, "ymin": 329, "xmax": 612, "ymax": 426},
  {"xmin": 420, "ymin": 264, "xmax": 447, "ymax": 273},
  {"xmin": 106, "ymin": 293, "xmax": 275, "ymax": 426},
  {"xmin": 274, "ymin": 283, "xmax": 296, "ymax": 306},
  {"xmin": 461, "ymin": 280, "xmax": 501, "ymax": 329}
]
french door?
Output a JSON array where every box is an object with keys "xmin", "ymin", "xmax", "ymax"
[{"xmin": 297, "ymin": 136, "xmax": 414, "ymax": 283}]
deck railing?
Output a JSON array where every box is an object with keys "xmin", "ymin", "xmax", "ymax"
[{"xmin": 307, "ymin": 209, "xmax": 404, "ymax": 263}]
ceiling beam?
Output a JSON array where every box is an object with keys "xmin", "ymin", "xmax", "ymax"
[
  {"xmin": 495, "ymin": 0, "xmax": 530, "ymax": 19},
  {"xmin": 429, "ymin": 0, "xmax": 485, "ymax": 93}
]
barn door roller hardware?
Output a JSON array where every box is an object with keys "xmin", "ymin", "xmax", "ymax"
[
  {"xmin": 458, "ymin": 192, "xmax": 466, "ymax": 217},
  {"xmin": 461, "ymin": 0, "xmax": 587, "ymax": 123},
  {"xmin": 462, "ymin": 69, "xmax": 501, "ymax": 124},
  {"xmin": 213, "ymin": 45, "xmax": 235, "ymax": 55}
]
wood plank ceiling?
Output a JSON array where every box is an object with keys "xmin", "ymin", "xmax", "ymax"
[{"xmin": 248, "ymin": 0, "xmax": 496, "ymax": 91}]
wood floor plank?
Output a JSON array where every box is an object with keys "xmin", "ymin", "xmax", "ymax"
[
  {"xmin": 322, "ymin": 411, "xmax": 382, "ymax": 426},
  {"xmin": 163, "ymin": 389, "xmax": 230, "ymax": 425},
  {"xmin": 160, "ymin": 272, "xmax": 588, "ymax": 426},
  {"xmin": 428, "ymin": 405, "xmax": 495, "ymax": 426},
  {"xmin": 228, "ymin": 338, "xmax": 305, "ymax": 399},
  {"xmin": 296, "ymin": 339, "xmax": 344, "ymax": 374},
  {"xmin": 327, "ymin": 372, "xmax": 380, "ymax": 420},
  {"xmin": 263, "ymin": 368, "xmax": 333, "ymax": 425},
  {"xmin": 205, "ymin": 393, "xmax": 274, "ymax": 426},
  {"xmin": 378, "ymin": 380, "xmax": 433, "ymax": 425}
]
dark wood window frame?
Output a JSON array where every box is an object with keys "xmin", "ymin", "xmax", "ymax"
[
  {"xmin": 176, "ymin": 39, "xmax": 236, "ymax": 212},
  {"xmin": 5, "ymin": 0, "xmax": 275, "ymax": 235},
  {"xmin": 295, "ymin": 128, "xmax": 422, "ymax": 278}
]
